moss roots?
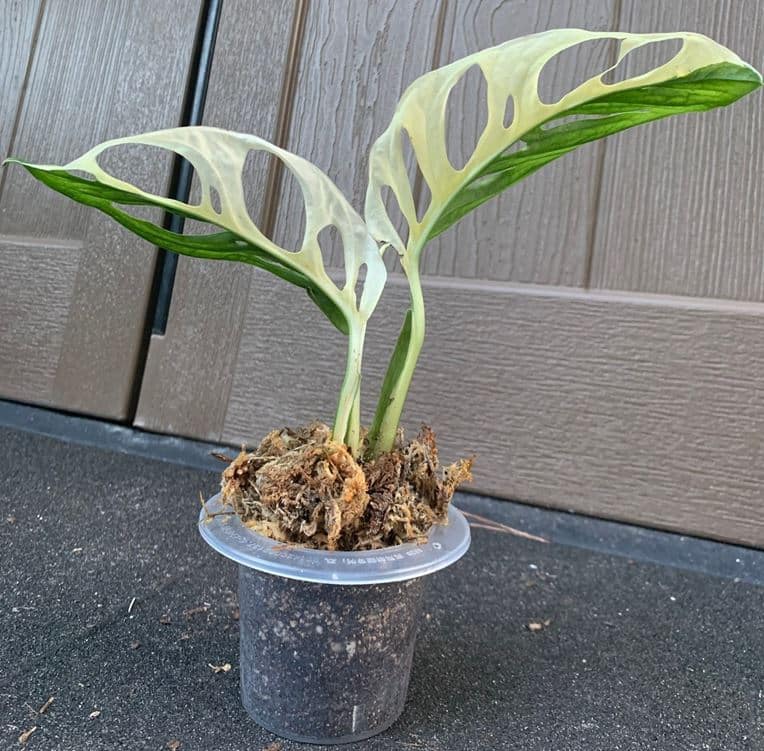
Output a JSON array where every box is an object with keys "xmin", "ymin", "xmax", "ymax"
[{"xmin": 220, "ymin": 423, "xmax": 473, "ymax": 551}]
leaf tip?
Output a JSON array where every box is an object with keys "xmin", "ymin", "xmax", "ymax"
[{"xmin": 0, "ymin": 157, "xmax": 39, "ymax": 174}]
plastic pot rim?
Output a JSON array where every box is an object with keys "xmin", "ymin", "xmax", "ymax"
[{"xmin": 198, "ymin": 493, "xmax": 471, "ymax": 585}]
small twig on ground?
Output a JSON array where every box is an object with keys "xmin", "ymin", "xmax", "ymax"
[
  {"xmin": 469, "ymin": 522, "xmax": 514, "ymax": 532},
  {"xmin": 38, "ymin": 697, "xmax": 54, "ymax": 715},
  {"xmin": 210, "ymin": 451, "xmax": 235, "ymax": 463},
  {"xmin": 462, "ymin": 511, "xmax": 548, "ymax": 543},
  {"xmin": 127, "ymin": 597, "xmax": 137, "ymax": 614},
  {"xmin": 18, "ymin": 726, "xmax": 37, "ymax": 744}
]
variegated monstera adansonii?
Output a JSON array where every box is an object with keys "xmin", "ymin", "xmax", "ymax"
[{"xmin": 6, "ymin": 30, "xmax": 761, "ymax": 457}]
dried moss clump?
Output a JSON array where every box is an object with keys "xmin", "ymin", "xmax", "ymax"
[{"xmin": 220, "ymin": 423, "xmax": 473, "ymax": 550}]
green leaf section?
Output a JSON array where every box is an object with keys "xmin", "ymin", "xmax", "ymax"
[
  {"xmin": 428, "ymin": 63, "xmax": 761, "ymax": 240},
  {"xmin": 8, "ymin": 161, "xmax": 349, "ymax": 334},
  {"xmin": 365, "ymin": 308, "xmax": 412, "ymax": 454}
]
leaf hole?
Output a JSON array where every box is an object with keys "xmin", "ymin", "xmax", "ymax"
[
  {"xmin": 209, "ymin": 185, "xmax": 222, "ymax": 214},
  {"xmin": 96, "ymin": 143, "xmax": 176, "ymax": 197},
  {"xmin": 602, "ymin": 38, "xmax": 683, "ymax": 84},
  {"xmin": 380, "ymin": 184, "xmax": 409, "ymax": 248},
  {"xmin": 186, "ymin": 168, "xmax": 203, "ymax": 206},
  {"xmin": 503, "ymin": 95, "xmax": 515, "ymax": 129},
  {"xmin": 538, "ymin": 38, "xmax": 616, "ymax": 104},
  {"xmin": 383, "ymin": 243, "xmax": 403, "ymax": 273},
  {"xmin": 445, "ymin": 64, "xmax": 489, "ymax": 170},
  {"xmin": 243, "ymin": 148, "xmax": 305, "ymax": 253},
  {"xmin": 355, "ymin": 262, "xmax": 367, "ymax": 310},
  {"xmin": 400, "ymin": 129, "xmax": 431, "ymax": 223},
  {"xmin": 399, "ymin": 129, "xmax": 420, "ymax": 209},
  {"xmin": 416, "ymin": 170, "xmax": 431, "ymax": 224},
  {"xmin": 317, "ymin": 224, "xmax": 344, "ymax": 267},
  {"xmin": 241, "ymin": 148, "xmax": 272, "ymax": 226},
  {"xmin": 181, "ymin": 171, "xmax": 217, "ymax": 235}
]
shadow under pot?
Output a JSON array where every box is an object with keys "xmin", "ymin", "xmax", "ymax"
[{"xmin": 199, "ymin": 493, "xmax": 471, "ymax": 745}]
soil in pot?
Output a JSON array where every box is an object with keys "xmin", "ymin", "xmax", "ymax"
[{"xmin": 218, "ymin": 423, "xmax": 473, "ymax": 551}]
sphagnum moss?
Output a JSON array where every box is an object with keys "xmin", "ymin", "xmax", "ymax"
[{"xmin": 220, "ymin": 423, "xmax": 473, "ymax": 551}]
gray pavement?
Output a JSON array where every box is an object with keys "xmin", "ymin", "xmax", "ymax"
[{"xmin": 1, "ymin": 425, "xmax": 763, "ymax": 750}]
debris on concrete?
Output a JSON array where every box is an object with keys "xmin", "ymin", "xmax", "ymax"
[
  {"xmin": 526, "ymin": 619, "xmax": 552, "ymax": 633},
  {"xmin": 18, "ymin": 726, "xmax": 37, "ymax": 745},
  {"xmin": 182, "ymin": 604, "xmax": 209, "ymax": 618},
  {"xmin": 208, "ymin": 662, "xmax": 231, "ymax": 674}
]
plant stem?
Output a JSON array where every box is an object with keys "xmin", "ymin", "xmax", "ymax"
[
  {"xmin": 372, "ymin": 263, "xmax": 425, "ymax": 454},
  {"xmin": 347, "ymin": 389, "xmax": 361, "ymax": 456},
  {"xmin": 333, "ymin": 324, "xmax": 365, "ymax": 455}
]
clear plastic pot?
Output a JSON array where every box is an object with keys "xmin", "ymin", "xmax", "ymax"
[{"xmin": 199, "ymin": 494, "xmax": 470, "ymax": 745}]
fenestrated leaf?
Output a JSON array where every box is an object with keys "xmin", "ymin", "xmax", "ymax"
[
  {"xmin": 428, "ymin": 63, "xmax": 761, "ymax": 239},
  {"xmin": 365, "ymin": 30, "xmax": 762, "ymax": 262},
  {"xmin": 363, "ymin": 29, "xmax": 761, "ymax": 456},
  {"xmin": 5, "ymin": 126, "xmax": 387, "ymax": 335},
  {"xmin": 8, "ymin": 163, "xmax": 349, "ymax": 333}
]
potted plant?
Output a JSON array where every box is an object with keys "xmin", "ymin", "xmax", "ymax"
[{"xmin": 6, "ymin": 29, "xmax": 760, "ymax": 744}]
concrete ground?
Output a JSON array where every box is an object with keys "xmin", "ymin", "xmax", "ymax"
[{"xmin": 1, "ymin": 420, "xmax": 763, "ymax": 750}]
